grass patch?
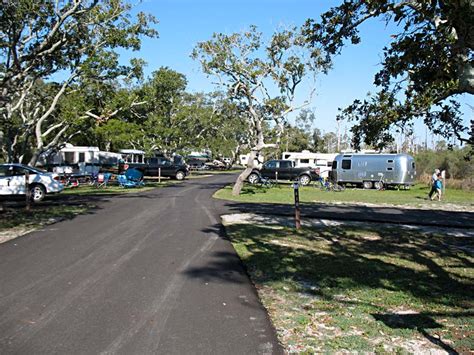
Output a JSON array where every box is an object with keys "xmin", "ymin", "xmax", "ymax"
[
  {"xmin": 0, "ymin": 204, "xmax": 90, "ymax": 231},
  {"xmin": 226, "ymin": 222, "xmax": 474, "ymax": 353},
  {"xmin": 0, "ymin": 180, "xmax": 174, "ymax": 233},
  {"xmin": 215, "ymin": 183, "xmax": 474, "ymax": 208}
]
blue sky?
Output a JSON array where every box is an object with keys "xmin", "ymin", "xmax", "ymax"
[{"xmin": 123, "ymin": 0, "xmax": 471, "ymax": 146}]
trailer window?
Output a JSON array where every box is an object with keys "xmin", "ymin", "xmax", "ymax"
[
  {"xmin": 387, "ymin": 167, "xmax": 393, "ymax": 171},
  {"xmin": 332, "ymin": 161, "xmax": 337, "ymax": 169},
  {"xmin": 79, "ymin": 152, "xmax": 85, "ymax": 162},
  {"xmin": 64, "ymin": 152, "xmax": 75, "ymax": 164},
  {"xmin": 387, "ymin": 159, "xmax": 394, "ymax": 163},
  {"xmin": 412, "ymin": 162, "xmax": 415, "ymax": 169},
  {"xmin": 327, "ymin": 162, "xmax": 332, "ymax": 167},
  {"xmin": 341, "ymin": 159, "xmax": 352, "ymax": 169},
  {"xmin": 284, "ymin": 154, "xmax": 290, "ymax": 159},
  {"xmin": 300, "ymin": 159, "xmax": 309, "ymax": 164}
]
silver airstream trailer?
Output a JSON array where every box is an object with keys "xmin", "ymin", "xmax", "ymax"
[{"xmin": 331, "ymin": 153, "xmax": 416, "ymax": 189}]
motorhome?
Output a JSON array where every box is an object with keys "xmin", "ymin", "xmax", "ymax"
[
  {"xmin": 239, "ymin": 153, "xmax": 264, "ymax": 169},
  {"xmin": 331, "ymin": 153, "xmax": 416, "ymax": 189},
  {"xmin": 119, "ymin": 149, "xmax": 146, "ymax": 164},
  {"xmin": 40, "ymin": 144, "xmax": 122, "ymax": 175},
  {"xmin": 281, "ymin": 151, "xmax": 337, "ymax": 178}
]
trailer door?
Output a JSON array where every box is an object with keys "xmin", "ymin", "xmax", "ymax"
[{"xmin": 340, "ymin": 159, "xmax": 352, "ymax": 182}]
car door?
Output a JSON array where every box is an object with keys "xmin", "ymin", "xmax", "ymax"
[
  {"xmin": 260, "ymin": 160, "xmax": 278, "ymax": 179},
  {"xmin": 158, "ymin": 159, "xmax": 174, "ymax": 177},
  {"xmin": 278, "ymin": 160, "xmax": 293, "ymax": 180},
  {"xmin": 0, "ymin": 166, "xmax": 14, "ymax": 195},
  {"xmin": 8, "ymin": 166, "xmax": 27, "ymax": 195}
]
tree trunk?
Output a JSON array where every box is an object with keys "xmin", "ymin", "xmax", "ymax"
[{"xmin": 232, "ymin": 150, "xmax": 258, "ymax": 195}]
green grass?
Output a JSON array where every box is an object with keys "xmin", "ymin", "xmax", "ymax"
[
  {"xmin": 0, "ymin": 181, "xmax": 175, "ymax": 233},
  {"xmin": 215, "ymin": 183, "xmax": 474, "ymax": 207},
  {"xmin": 225, "ymin": 222, "xmax": 474, "ymax": 353},
  {"xmin": 0, "ymin": 204, "xmax": 90, "ymax": 230}
]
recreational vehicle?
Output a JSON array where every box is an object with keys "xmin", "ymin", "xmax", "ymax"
[
  {"xmin": 119, "ymin": 149, "xmax": 145, "ymax": 163},
  {"xmin": 331, "ymin": 153, "xmax": 416, "ymax": 189},
  {"xmin": 40, "ymin": 145, "xmax": 122, "ymax": 175},
  {"xmin": 282, "ymin": 151, "xmax": 337, "ymax": 178},
  {"xmin": 239, "ymin": 153, "xmax": 264, "ymax": 169}
]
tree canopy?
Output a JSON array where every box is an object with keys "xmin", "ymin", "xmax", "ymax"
[
  {"xmin": 303, "ymin": 0, "xmax": 473, "ymax": 151},
  {"xmin": 193, "ymin": 26, "xmax": 320, "ymax": 194},
  {"xmin": 0, "ymin": 0, "xmax": 158, "ymax": 164}
]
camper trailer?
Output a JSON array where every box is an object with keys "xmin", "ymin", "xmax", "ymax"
[
  {"xmin": 41, "ymin": 145, "xmax": 122, "ymax": 175},
  {"xmin": 331, "ymin": 153, "xmax": 416, "ymax": 189},
  {"xmin": 119, "ymin": 149, "xmax": 145, "ymax": 164},
  {"xmin": 239, "ymin": 153, "xmax": 264, "ymax": 169},
  {"xmin": 282, "ymin": 151, "xmax": 337, "ymax": 178}
]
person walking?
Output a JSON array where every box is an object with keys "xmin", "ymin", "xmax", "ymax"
[
  {"xmin": 435, "ymin": 174, "xmax": 443, "ymax": 200},
  {"xmin": 428, "ymin": 168, "xmax": 440, "ymax": 200}
]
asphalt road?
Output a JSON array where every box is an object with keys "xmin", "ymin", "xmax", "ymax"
[{"xmin": 0, "ymin": 174, "xmax": 282, "ymax": 354}]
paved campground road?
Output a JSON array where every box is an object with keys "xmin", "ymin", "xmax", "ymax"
[
  {"xmin": 0, "ymin": 174, "xmax": 282, "ymax": 354},
  {"xmin": 0, "ymin": 173, "xmax": 472, "ymax": 354}
]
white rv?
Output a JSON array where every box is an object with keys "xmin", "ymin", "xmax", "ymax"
[
  {"xmin": 281, "ymin": 151, "xmax": 337, "ymax": 178},
  {"xmin": 239, "ymin": 153, "xmax": 264, "ymax": 169},
  {"xmin": 119, "ymin": 149, "xmax": 145, "ymax": 163},
  {"xmin": 41, "ymin": 145, "xmax": 122, "ymax": 175}
]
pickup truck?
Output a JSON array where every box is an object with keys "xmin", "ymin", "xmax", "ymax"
[
  {"xmin": 247, "ymin": 159, "xmax": 319, "ymax": 186},
  {"xmin": 120, "ymin": 157, "xmax": 189, "ymax": 180}
]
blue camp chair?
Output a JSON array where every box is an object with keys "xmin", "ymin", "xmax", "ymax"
[{"xmin": 117, "ymin": 168, "xmax": 145, "ymax": 188}]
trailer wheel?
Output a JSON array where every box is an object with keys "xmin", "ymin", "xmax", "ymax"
[{"xmin": 363, "ymin": 181, "xmax": 373, "ymax": 189}]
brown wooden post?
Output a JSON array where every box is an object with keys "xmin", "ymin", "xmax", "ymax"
[{"xmin": 293, "ymin": 181, "xmax": 301, "ymax": 229}]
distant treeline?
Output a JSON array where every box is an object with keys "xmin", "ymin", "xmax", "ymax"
[{"xmin": 414, "ymin": 147, "xmax": 473, "ymax": 184}]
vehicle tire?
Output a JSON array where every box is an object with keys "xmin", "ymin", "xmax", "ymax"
[
  {"xmin": 175, "ymin": 171, "xmax": 186, "ymax": 180},
  {"xmin": 363, "ymin": 181, "xmax": 373, "ymax": 189},
  {"xmin": 299, "ymin": 174, "xmax": 311, "ymax": 186},
  {"xmin": 374, "ymin": 181, "xmax": 384, "ymax": 190},
  {"xmin": 30, "ymin": 184, "xmax": 46, "ymax": 203},
  {"xmin": 248, "ymin": 173, "xmax": 260, "ymax": 185}
]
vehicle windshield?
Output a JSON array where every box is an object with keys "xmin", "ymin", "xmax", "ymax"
[{"xmin": 26, "ymin": 166, "xmax": 48, "ymax": 174}]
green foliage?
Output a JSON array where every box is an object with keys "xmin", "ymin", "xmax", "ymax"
[
  {"xmin": 303, "ymin": 0, "xmax": 473, "ymax": 151},
  {"xmin": 415, "ymin": 146, "xmax": 474, "ymax": 180},
  {"xmin": 0, "ymin": 0, "xmax": 158, "ymax": 163}
]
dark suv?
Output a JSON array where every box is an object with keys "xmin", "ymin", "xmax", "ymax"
[{"xmin": 247, "ymin": 159, "xmax": 319, "ymax": 186}]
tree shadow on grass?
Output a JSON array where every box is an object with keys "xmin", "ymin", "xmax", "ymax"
[{"xmin": 222, "ymin": 223, "xmax": 473, "ymax": 351}]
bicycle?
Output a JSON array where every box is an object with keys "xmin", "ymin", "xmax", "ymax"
[
  {"xmin": 257, "ymin": 176, "xmax": 275, "ymax": 188},
  {"xmin": 315, "ymin": 177, "xmax": 345, "ymax": 192}
]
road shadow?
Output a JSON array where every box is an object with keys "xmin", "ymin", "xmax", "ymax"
[{"xmin": 220, "ymin": 201, "xmax": 474, "ymax": 228}]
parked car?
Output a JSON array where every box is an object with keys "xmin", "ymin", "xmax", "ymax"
[
  {"xmin": 247, "ymin": 159, "xmax": 319, "ymax": 186},
  {"xmin": 205, "ymin": 160, "xmax": 228, "ymax": 170},
  {"xmin": 120, "ymin": 157, "xmax": 189, "ymax": 180},
  {"xmin": 0, "ymin": 163, "xmax": 64, "ymax": 202},
  {"xmin": 186, "ymin": 158, "xmax": 209, "ymax": 171}
]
